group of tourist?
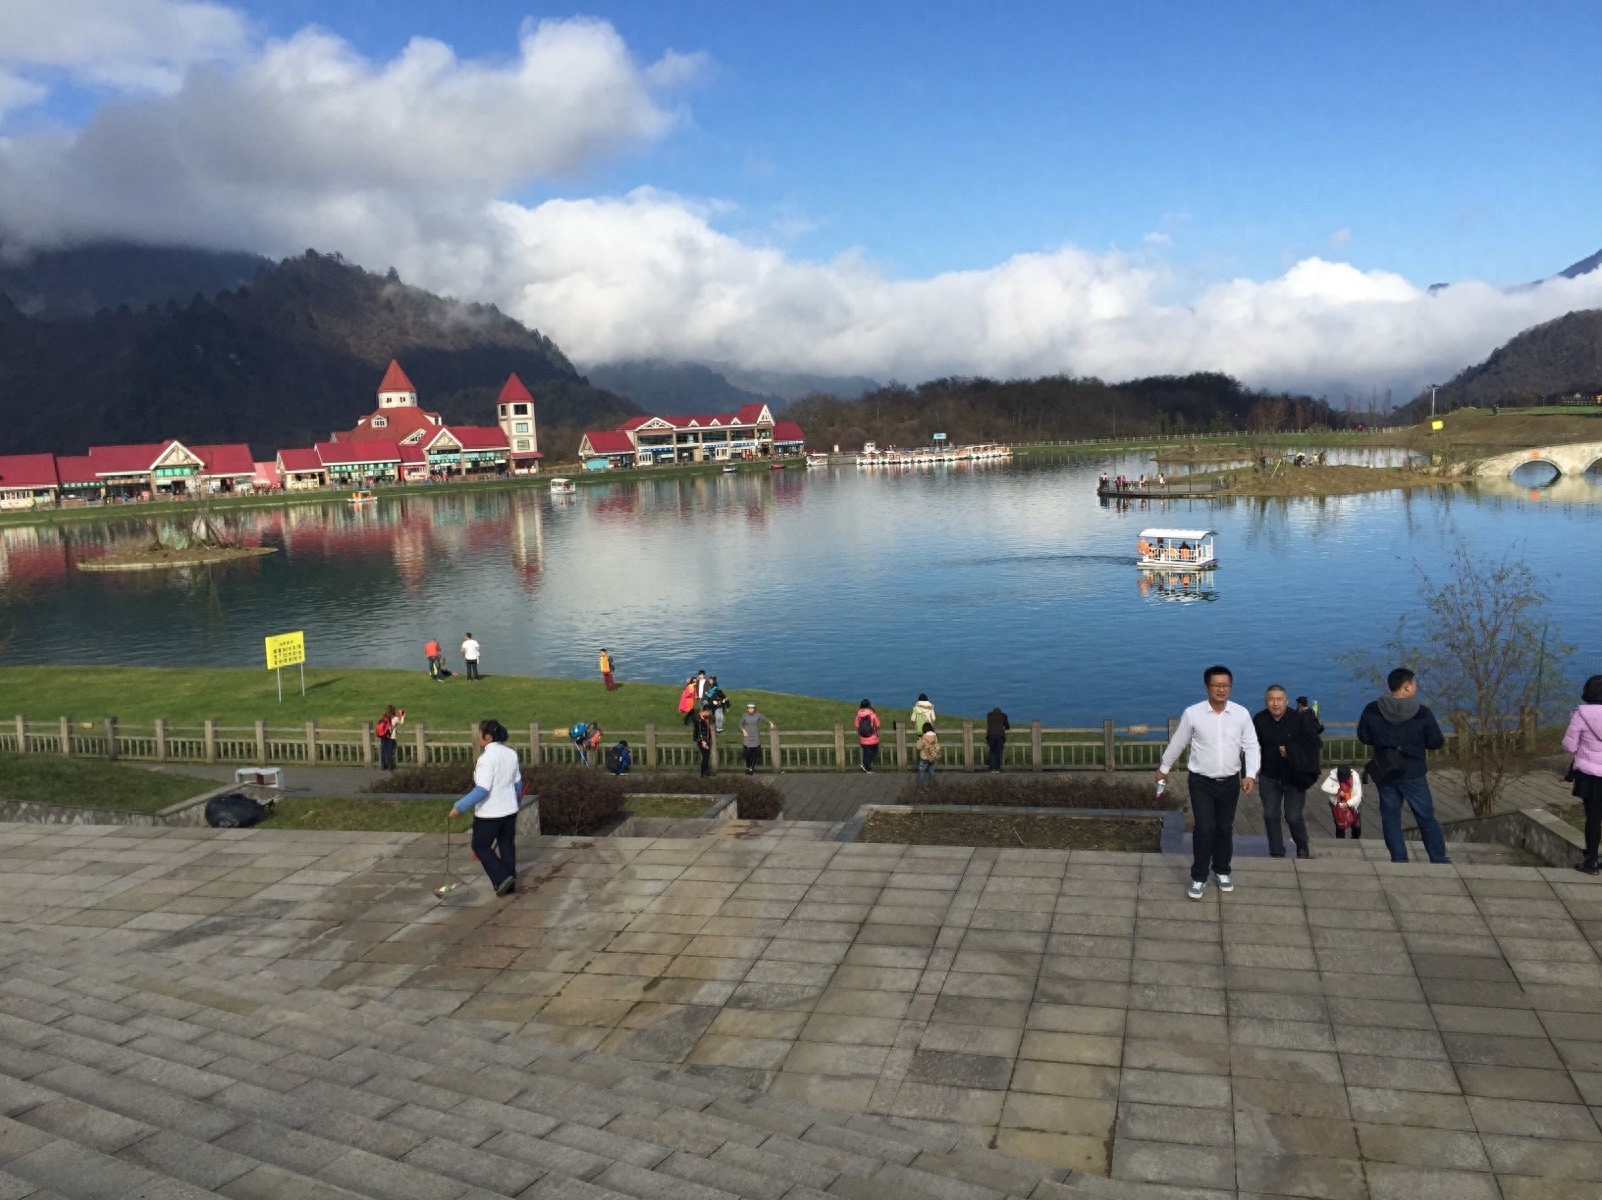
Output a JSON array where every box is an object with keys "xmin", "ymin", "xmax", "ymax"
[
  {"xmin": 1099, "ymin": 472, "xmax": 1168, "ymax": 492},
  {"xmin": 422, "ymin": 634, "xmax": 481, "ymax": 681}
]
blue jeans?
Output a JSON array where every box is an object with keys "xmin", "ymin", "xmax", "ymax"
[
  {"xmin": 916, "ymin": 760, "xmax": 936, "ymax": 785},
  {"xmin": 1377, "ymin": 775, "xmax": 1450, "ymax": 863}
]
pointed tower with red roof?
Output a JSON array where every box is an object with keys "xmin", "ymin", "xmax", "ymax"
[
  {"xmin": 495, "ymin": 373, "xmax": 542, "ymax": 472},
  {"xmin": 376, "ymin": 359, "xmax": 418, "ymax": 408}
]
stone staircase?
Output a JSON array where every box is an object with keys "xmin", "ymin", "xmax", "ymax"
[{"xmin": 0, "ymin": 950, "xmax": 1137, "ymax": 1200}]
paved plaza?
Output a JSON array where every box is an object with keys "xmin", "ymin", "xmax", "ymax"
[{"xmin": 2, "ymin": 816, "xmax": 1601, "ymax": 1198}]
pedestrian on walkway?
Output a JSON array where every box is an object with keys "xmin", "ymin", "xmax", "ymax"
[
  {"xmin": 1357, "ymin": 667, "xmax": 1450, "ymax": 864},
  {"xmin": 598, "ymin": 648, "xmax": 617, "ymax": 691},
  {"xmin": 460, "ymin": 632, "xmax": 481, "ymax": 681},
  {"xmin": 1563, "ymin": 675, "xmax": 1602, "ymax": 874},
  {"xmin": 447, "ymin": 718, "xmax": 523, "ymax": 897},
  {"xmin": 1252, "ymin": 685, "xmax": 1321, "ymax": 858},
  {"xmin": 740, "ymin": 702, "xmax": 775, "ymax": 775},
  {"xmin": 1320, "ymin": 765, "xmax": 1363, "ymax": 839},
  {"xmin": 985, "ymin": 706, "xmax": 1010, "ymax": 772},
  {"xmin": 1158, "ymin": 665, "xmax": 1261, "ymax": 900},
  {"xmin": 374, "ymin": 705, "xmax": 404, "ymax": 771},
  {"xmin": 910, "ymin": 693, "xmax": 937, "ymax": 734},
  {"xmin": 693, "ymin": 705, "xmax": 715, "ymax": 777},
  {"xmin": 424, "ymin": 638, "xmax": 442, "ymax": 680},
  {"xmin": 856, "ymin": 701, "xmax": 881, "ymax": 772},
  {"xmin": 916, "ymin": 723, "xmax": 939, "ymax": 786}
]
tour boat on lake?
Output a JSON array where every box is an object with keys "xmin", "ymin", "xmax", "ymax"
[
  {"xmin": 1136, "ymin": 527, "xmax": 1217, "ymax": 570},
  {"xmin": 854, "ymin": 442, "xmax": 1013, "ymax": 468},
  {"xmin": 348, "ymin": 490, "xmax": 376, "ymax": 505},
  {"xmin": 549, "ymin": 477, "xmax": 576, "ymax": 495},
  {"xmin": 806, "ymin": 452, "xmax": 830, "ymax": 468}
]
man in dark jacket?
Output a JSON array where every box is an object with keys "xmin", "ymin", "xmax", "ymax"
[
  {"xmin": 1252, "ymin": 685, "xmax": 1320, "ymax": 858},
  {"xmin": 1356, "ymin": 666, "xmax": 1449, "ymax": 864},
  {"xmin": 985, "ymin": 707, "xmax": 1010, "ymax": 771}
]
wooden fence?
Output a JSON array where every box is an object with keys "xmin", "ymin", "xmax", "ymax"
[{"xmin": 2, "ymin": 714, "xmax": 1490, "ymax": 775}]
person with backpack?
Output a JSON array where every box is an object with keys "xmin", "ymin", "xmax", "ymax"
[
  {"xmin": 740, "ymin": 703, "xmax": 775, "ymax": 775},
  {"xmin": 569, "ymin": 721, "xmax": 599, "ymax": 768},
  {"xmin": 605, "ymin": 739, "xmax": 632, "ymax": 775},
  {"xmin": 985, "ymin": 706, "xmax": 1010, "ymax": 772},
  {"xmin": 598, "ymin": 648, "xmax": 617, "ymax": 691},
  {"xmin": 678, "ymin": 678, "xmax": 697, "ymax": 724},
  {"xmin": 447, "ymin": 718, "xmax": 523, "ymax": 897},
  {"xmin": 909, "ymin": 694, "xmax": 937, "ymax": 735},
  {"xmin": 1320, "ymin": 765, "xmax": 1363, "ymax": 839},
  {"xmin": 584, "ymin": 722, "xmax": 603, "ymax": 768},
  {"xmin": 1356, "ymin": 667, "xmax": 1449, "ymax": 864},
  {"xmin": 706, "ymin": 677, "xmax": 730, "ymax": 735},
  {"xmin": 374, "ymin": 705, "xmax": 405, "ymax": 771},
  {"xmin": 692, "ymin": 705, "xmax": 715, "ymax": 777},
  {"xmin": 916, "ymin": 723, "xmax": 940, "ymax": 786},
  {"xmin": 1252, "ymin": 685, "xmax": 1321, "ymax": 859},
  {"xmin": 1563, "ymin": 675, "xmax": 1602, "ymax": 874},
  {"xmin": 855, "ymin": 701, "xmax": 881, "ymax": 772}
]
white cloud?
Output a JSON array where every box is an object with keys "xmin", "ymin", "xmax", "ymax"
[{"xmin": 1328, "ymin": 226, "xmax": 1353, "ymax": 251}]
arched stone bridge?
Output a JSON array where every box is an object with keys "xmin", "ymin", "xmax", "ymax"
[{"xmin": 1474, "ymin": 441, "xmax": 1602, "ymax": 478}]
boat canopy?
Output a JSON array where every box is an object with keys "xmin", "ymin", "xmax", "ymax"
[{"xmin": 1138, "ymin": 528, "xmax": 1214, "ymax": 540}]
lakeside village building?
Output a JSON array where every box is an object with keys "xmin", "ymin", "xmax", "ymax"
[
  {"xmin": 0, "ymin": 361, "xmax": 541, "ymax": 508},
  {"xmin": 577, "ymin": 407, "xmax": 806, "ymax": 468}
]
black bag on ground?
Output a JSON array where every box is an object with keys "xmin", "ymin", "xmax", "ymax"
[
  {"xmin": 204, "ymin": 792, "xmax": 271, "ymax": 828},
  {"xmin": 1364, "ymin": 746, "xmax": 1407, "ymax": 788}
]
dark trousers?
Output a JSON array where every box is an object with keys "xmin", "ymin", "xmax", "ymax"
[
  {"xmin": 699, "ymin": 745, "xmax": 712, "ymax": 776},
  {"xmin": 1582, "ymin": 784, "xmax": 1602, "ymax": 859},
  {"xmin": 861, "ymin": 742, "xmax": 879, "ymax": 771},
  {"xmin": 1258, "ymin": 775, "xmax": 1309, "ymax": 856},
  {"xmin": 1377, "ymin": 776, "xmax": 1449, "ymax": 863},
  {"xmin": 744, "ymin": 745, "xmax": 761, "ymax": 772},
  {"xmin": 379, "ymin": 736, "xmax": 395, "ymax": 771},
  {"xmin": 427, "ymin": 655, "xmax": 441, "ymax": 679},
  {"xmin": 470, "ymin": 814, "xmax": 516, "ymax": 891},
  {"xmin": 465, "ymin": 659, "xmax": 480, "ymax": 680},
  {"xmin": 1188, "ymin": 773, "xmax": 1241, "ymax": 883},
  {"xmin": 986, "ymin": 736, "xmax": 1005, "ymax": 771}
]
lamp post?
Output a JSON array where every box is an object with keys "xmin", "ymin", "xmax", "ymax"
[{"xmin": 1428, "ymin": 384, "xmax": 1439, "ymax": 419}]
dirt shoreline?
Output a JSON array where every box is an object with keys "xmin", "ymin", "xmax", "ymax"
[{"xmin": 77, "ymin": 546, "xmax": 277, "ymax": 572}]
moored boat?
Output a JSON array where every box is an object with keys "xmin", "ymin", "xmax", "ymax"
[
  {"xmin": 549, "ymin": 477, "xmax": 576, "ymax": 495},
  {"xmin": 348, "ymin": 490, "xmax": 376, "ymax": 505}
]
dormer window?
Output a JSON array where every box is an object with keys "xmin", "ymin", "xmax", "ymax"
[
  {"xmin": 371, "ymin": 416, "xmax": 387, "ymax": 428},
  {"xmin": 429, "ymin": 415, "xmax": 441, "ymax": 425}
]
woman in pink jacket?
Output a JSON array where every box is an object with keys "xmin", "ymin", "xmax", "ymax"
[{"xmin": 1564, "ymin": 675, "xmax": 1602, "ymax": 874}]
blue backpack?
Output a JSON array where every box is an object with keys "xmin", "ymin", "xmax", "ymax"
[{"xmin": 569, "ymin": 722, "xmax": 587, "ymax": 743}]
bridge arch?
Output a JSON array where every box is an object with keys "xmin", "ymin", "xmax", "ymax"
[{"xmin": 1474, "ymin": 440, "xmax": 1602, "ymax": 479}]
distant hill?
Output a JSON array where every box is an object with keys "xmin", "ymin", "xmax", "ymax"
[
  {"xmin": 1559, "ymin": 249, "xmax": 1602, "ymax": 280},
  {"xmin": 1416, "ymin": 309, "xmax": 1602, "ymax": 414},
  {"xmin": 0, "ymin": 249, "xmax": 638, "ymax": 459},
  {"xmin": 0, "ymin": 243, "xmax": 270, "ymax": 317},
  {"xmin": 583, "ymin": 359, "xmax": 784, "ymax": 415},
  {"xmin": 712, "ymin": 365, "xmax": 879, "ymax": 404}
]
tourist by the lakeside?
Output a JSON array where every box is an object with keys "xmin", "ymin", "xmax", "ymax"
[
  {"xmin": 1252, "ymin": 685, "xmax": 1320, "ymax": 858},
  {"xmin": 986, "ymin": 705, "xmax": 1010, "ymax": 771},
  {"xmin": 910, "ymin": 693, "xmax": 937, "ymax": 732},
  {"xmin": 692, "ymin": 704, "xmax": 715, "ymax": 777},
  {"xmin": 856, "ymin": 701, "xmax": 881, "ymax": 772},
  {"xmin": 1564, "ymin": 675, "xmax": 1602, "ymax": 874},
  {"xmin": 739, "ymin": 702, "xmax": 775, "ymax": 775},
  {"xmin": 598, "ymin": 648, "xmax": 616, "ymax": 692},
  {"xmin": 447, "ymin": 718, "xmax": 522, "ymax": 897},
  {"xmin": 374, "ymin": 705, "xmax": 403, "ymax": 771},
  {"xmin": 1158, "ymin": 665, "xmax": 1260, "ymax": 900},
  {"xmin": 916, "ymin": 722, "xmax": 940, "ymax": 785},
  {"xmin": 678, "ymin": 677, "xmax": 697, "ymax": 724},
  {"xmin": 707, "ymin": 676, "xmax": 729, "ymax": 734},
  {"xmin": 1356, "ymin": 667, "xmax": 1450, "ymax": 864},
  {"xmin": 460, "ymin": 632, "xmax": 481, "ymax": 681},
  {"xmin": 424, "ymin": 638, "xmax": 442, "ymax": 680}
]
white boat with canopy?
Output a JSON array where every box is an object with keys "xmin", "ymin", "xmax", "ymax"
[{"xmin": 1136, "ymin": 527, "xmax": 1217, "ymax": 570}]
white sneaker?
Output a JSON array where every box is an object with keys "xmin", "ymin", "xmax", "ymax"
[
  {"xmin": 1216, "ymin": 873, "xmax": 1234, "ymax": 893},
  {"xmin": 1187, "ymin": 880, "xmax": 1206, "ymax": 900}
]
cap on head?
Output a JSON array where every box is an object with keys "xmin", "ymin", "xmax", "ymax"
[{"xmin": 746, "ymin": 702, "xmax": 757, "ymax": 709}]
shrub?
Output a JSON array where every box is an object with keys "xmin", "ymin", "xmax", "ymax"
[
  {"xmin": 896, "ymin": 774, "xmax": 1170, "ymax": 810},
  {"xmin": 625, "ymin": 772, "xmax": 784, "ymax": 821},
  {"xmin": 528, "ymin": 767, "xmax": 626, "ymax": 835},
  {"xmin": 363, "ymin": 763, "xmax": 473, "ymax": 794}
]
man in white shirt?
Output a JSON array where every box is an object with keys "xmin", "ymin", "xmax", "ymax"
[
  {"xmin": 461, "ymin": 632, "xmax": 482, "ymax": 681},
  {"xmin": 1158, "ymin": 664, "xmax": 1262, "ymax": 900}
]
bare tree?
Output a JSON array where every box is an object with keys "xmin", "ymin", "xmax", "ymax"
[{"xmin": 1343, "ymin": 546, "xmax": 1571, "ymax": 815}]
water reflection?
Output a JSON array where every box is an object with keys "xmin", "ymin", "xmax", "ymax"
[{"xmin": 1137, "ymin": 569, "xmax": 1218, "ymax": 603}]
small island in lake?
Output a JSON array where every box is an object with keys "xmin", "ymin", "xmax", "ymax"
[{"xmin": 77, "ymin": 545, "xmax": 277, "ymax": 572}]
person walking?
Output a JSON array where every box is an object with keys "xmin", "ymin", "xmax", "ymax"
[
  {"xmin": 374, "ymin": 705, "xmax": 404, "ymax": 771},
  {"xmin": 1357, "ymin": 667, "xmax": 1450, "ymax": 864},
  {"xmin": 985, "ymin": 706, "xmax": 1010, "ymax": 772},
  {"xmin": 1252, "ymin": 685, "xmax": 1320, "ymax": 858},
  {"xmin": 424, "ymin": 638, "xmax": 442, "ymax": 680},
  {"xmin": 598, "ymin": 648, "xmax": 617, "ymax": 691},
  {"xmin": 740, "ymin": 702, "xmax": 775, "ymax": 775},
  {"xmin": 916, "ymin": 723, "xmax": 940, "ymax": 786},
  {"xmin": 447, "ymin": 718, "xmax": 523, "ymax": 897},
  {"xmin": 1320, "ymin": 764, "xmax": 1363, "ymax": 839},
  {"xmin": 693, "ymin": 704, "xmax": 715, "ymax": 777},
  {"xmin": 1158, "ymin": 665, "xmax": 1261, "ymax": 900},
  {"xmin": 856, "ymin": 701, "xmax": 882, "ymax": 772},
  {"xmin": 1563, "ymin": 675, "xmax": 1602, "ymax": 874},
  {"xmin": 910, "ymin": 694, "xmax": 937, "ymax": 735},
  {"xmin": 460, "ymin": 632, "xmax": 481, "ymax": 681}
]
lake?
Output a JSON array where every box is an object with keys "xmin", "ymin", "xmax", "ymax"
[{"xmin": 3, "ymin": 453, "xmax": 1598, "ymax": 726}]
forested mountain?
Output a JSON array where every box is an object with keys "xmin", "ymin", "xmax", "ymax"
[
  {"xmin": 0, "ymin": 243, "xmax": 269, "ymax": 318},
  {"xmin": 0, "ymin": 250, "xmax": 638, "ymax": 459},
  {"xmin": 1416, "ymin": 309, "xmax": 1602, "ymax": 415},
  {"xmin": 584, "ymin": 359, "xmax": 784, "ymax": 414},
  {"xmin": 788, "ymin": 373, "xmax": 1348, "ymax": 450}
]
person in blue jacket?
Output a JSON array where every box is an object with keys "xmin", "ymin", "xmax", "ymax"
[
  {"xmin": 447, "ymin": 719, "xmax": 524, "ymax": 896},
  {"xmin": 1356, "ymin": 667, "xmax": 1449, "ymax": 864}
]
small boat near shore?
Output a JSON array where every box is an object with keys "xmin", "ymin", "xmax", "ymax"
[
  {"xmin": 806, "ymin": 452, "xmax": 829, "ymax": 469},
  {"xmin": 549, "ymin": 477, "xmax": 576, "ymax": 495},
  {"xmin": 1136, "ymin": 527, "xmax": 1218, "ymax": 570},
  {"xmin": 348, "ymin": 490, "xmax": 376, "ymax": 505}
]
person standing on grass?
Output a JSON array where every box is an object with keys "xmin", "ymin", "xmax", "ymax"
[
  {"xmin": 424, "ymin": 638, "xmax": 442, "ymax": 680},
  {"xmin": 985, "ymin": 705, "xmax": 1010, "ymax": 772},
  {"xmin": 916, "ymin": 723, "xmax": 940, "ymax": 786},
  {"xmin": 679, "ymin": 677, "xmax": 698, "ymax": 724},
  {"xmin": 693, "ymin": 704, "xmax": 715, "ymax": 777},
  {"xmin": 447, "ymin": 718, "xmax": 523, "ymax": 897},
  {"xmin": 856, "ymin": 700, "xmax": 881, "ymax": 772},
  {"xmin": 740, "ymin": 702, "xmax": 775, "ymax": 775},
  {"xmin": 374, "ymin": 705, "xmax": 404, "ymax": 771},
  {"xmin": 1562, "ymin": 675, "xmax": 1602, "ymax": 875},
  {"xmin": 460, "ymin": 632, "xmax": 482, "ymax": 681},
  {"xmin": 1252, "ymin": 685, "xmax": 1320, "ymax": 859},
  {"xmin": 598, "ymin": 648, "xmax": 617, "ymax": 691},
  {"xmin": 1158, "ymin": 665, "xmax": 1261, "ymax": 901},
  {"xmin": 910, "ymin": 693, "xmax": 937, "ymax": 735},
  {"xmin": 1356, "ymin": 667, "xmax": 1450, "ymax": 865}
]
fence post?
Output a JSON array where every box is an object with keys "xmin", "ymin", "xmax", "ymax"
[
  {"xmin": 155, "ymin": 718, "xmax": 167, "ymax": 763},
  {"xmin": 1031, "ymin": 720, "xmax": 1043, "ymax": 772},
  {"xmin": 13, "ymin": 715, "xmax": 24, "ymax": 755},
  {"xmin": 708, "ymin": 723, "xmax": 718, "ymax": 776},
  {"xmin": 59, "ymin": 716, "xmax": 73, "ymax": 757},
  {"xmin": 414, "ymin": 722, "xmax": 427, "ymax": 766},
  {"xmin": 644, "ymin": 722, "xmax": 656, "ymax": 769},
  {"xmin": 204, "ymin": 719, "xmax": 217, "ymax": 764},
  {"xmin": 1167, "ymin": 716, "xmax": 1179, "ymax": 742},
  {"xmin": 769, "ymin": 723, "xmax": 781, "ymax": 773},
  {"xmin": 255, "ymin": 720, "xmax": 267, "ymax": 763},
  {"xmin": 529, "ymin": 723, "xmax": 540, "ymax": 768},
  {"xmin": 1103, "ymin": 719, "xmax": 1117, "ymax": 771},
  {"xmin": 834, "ymin": 723, "xmax": 846, "ymax": 772},
  {"xmin": 305, "ymin": 721, "xmax": 317, "ymax": 766},
  {"xmin": 1519, "ymin": 705, "xmax": 1536, "ymax": 749},
  {"xmin": 361, "ymin": 723, "xmax": 373, "ymax": 767},
  {"xmin": 895, "ymin": 720, "xmax": 907, "ymax": 770},
  {"xmin": 105, "ymin": 716, "xmax": 119, "ymax": 762},
  {"xmin": 963, "ymin": 719, "xmax": 975, "ymax": 771}
]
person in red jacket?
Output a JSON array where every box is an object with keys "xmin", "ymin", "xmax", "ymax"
[
  {"xmin": 375, "ymin": 706, "xmax": 404, "ymax": 770},
  {"xmin": 855, "ymin": 700, "xmax": 881, "ymax": 772},
  {"xmin": 424, "ymin": 638, "xmax": 442, "ymax": 680},
  {"xmin": 678, "ymin": 678, "xmax": 697, "ymax": 724}
]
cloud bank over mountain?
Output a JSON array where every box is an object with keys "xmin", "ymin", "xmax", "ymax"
[{"xmin": 3, "ymin": 1, "xmax": 1600, "ymax": 399}]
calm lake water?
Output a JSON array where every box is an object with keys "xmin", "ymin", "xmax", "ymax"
[{"xmin": 3, "ymin": 453, "xmax": 1598, "ymax": 725}]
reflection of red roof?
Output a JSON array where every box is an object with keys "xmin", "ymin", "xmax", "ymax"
[
  {"xmin": 0, "ymin": 453, "xmax": 60, "ymax": 489},
  {"xmin": 315, "ymin": 440, "xmax": 400, "ymax": 466},
  {"xmin": 582, "ymin": 431, "xmax": 636, "ymax": 454},
  {"xmin": 277, "ymin": 448, "xmax": 323, "ymax": 473},
  {"xmin": 88, "ymin": 441, "xmax": 194, "ymax": 475},
  {"xmin": 448, "ymin": 425, "xmax": 510, "ymax": 451},
  {"xmin": 498, "ymin": 374, "xmax": 534, "ymax": 405},
  {"xmin": 57, "ymin": 455, "xmax": 96, "ymax": 485},
  {"xmin": 377, "ymin": 360, "xmax": 415, "ymax": 394},
  {"xmin": 772, "ymin": 421, "xmax": 805, "ymax": 445},
  {"xmin": 191, "ymin": 444, "xmax": 255, "ymax": 477}
]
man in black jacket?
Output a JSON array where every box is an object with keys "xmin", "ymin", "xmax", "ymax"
[
  {"xmin": 1252, "ymin": 685, "xmax": 1320, "ymax": 858},
  {"xmin": 1356, "ymin": 666, "xmax": 1449, "ymax": 864},
  {"xmin": 985, "ymin": 707, "xmax": 1010, "ymax": 771}
]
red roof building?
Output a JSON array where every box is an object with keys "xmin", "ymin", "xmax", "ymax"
[
  {"xmin": 579, "ymin": 401, "xmax": 800, "ymax": 468},
  {"xmin": 495, "ymin": 373, "xmax": 541, "ymax": 469},
  {"xmin": 276, "ymin": 448, "xmax": 326, "ymax": 490},
  {"xmin": 0, "ymin": 453, "xmax": 60, "ymax": 510},
  {"xmin": 377, "ymin": 359, "xmax": 416, "ymax": 397},
  {"xmin": 191, "ymin": 444, "xmax": 257, "ymax": 483}
]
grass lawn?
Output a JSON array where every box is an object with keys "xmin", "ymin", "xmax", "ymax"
[
  {"xmin": 0, "ymin": 666, "xmax": 869, "ymax": 732},
  {"xmin": 262, "ymin": 796, "xmax": 451, "ymax": 833},
  {"xmin": 625, "ymin": 795, "xmax": 720, "ymax": 819},
  {"xmin": 0, "ymin": 754, "xmax": 214, "ymax": 813}
]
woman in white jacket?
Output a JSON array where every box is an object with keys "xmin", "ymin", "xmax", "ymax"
[{"xmin": 1320, "ymin": 765, "xmax": 1362, "ymax": 839}]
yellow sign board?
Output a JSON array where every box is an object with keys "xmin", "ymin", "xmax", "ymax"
[
  {"xmin": 1431, "ymin": 420, "xmax": 1444, "ymax": 431},
  {"xmin": 264, "ymin": 631, "xmax": 306, "ymax": 670}
]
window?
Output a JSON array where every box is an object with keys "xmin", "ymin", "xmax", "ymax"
[
  {"xmin": 515, "ymin": 439, "xmax": 530, "ymax": 450},
  {"xmin": 371, "ymin": 416, "xmax": 387, "ymax": 428},
  {"xmin": 498, "ymin": 405, "xmax": 507, "ymax": 416},
  {"xmin": 513, "ymin": 404, "xmax": 529, "ymax": 415},
  {"xmin": 513, "ymin": 422, "xmax": 530, "ymax": 433}
]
